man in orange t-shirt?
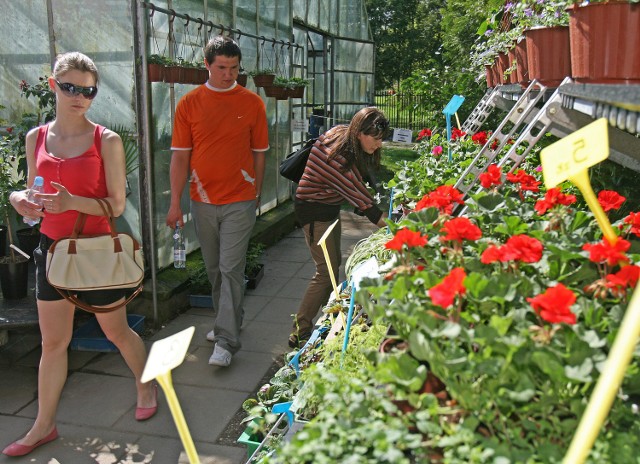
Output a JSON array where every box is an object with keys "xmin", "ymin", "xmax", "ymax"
[{"xmin": 166, "ymin": 36, "xmax": 269, "ymax": 367}]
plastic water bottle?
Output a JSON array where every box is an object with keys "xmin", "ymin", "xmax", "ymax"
[
  {"xmin": 173, "ymin": 222, "xmax": 186, "ymax": 268},
  {"xmin": 23, "ymin": 176, "xmax": 44, "ymax": 226}
]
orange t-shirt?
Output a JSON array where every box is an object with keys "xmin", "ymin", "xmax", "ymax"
[{"xmin": 171, "ymin": 83, "xmax": 269, "ymax": 205}]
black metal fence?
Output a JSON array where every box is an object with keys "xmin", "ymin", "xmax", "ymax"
[{"xmin": 374, "ymin": 91, "xmax": 437, "ymax": 131}]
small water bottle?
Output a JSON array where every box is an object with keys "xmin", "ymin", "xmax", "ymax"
[
  {"xmin": 23, "ymin": 176, "xmax": 45, "ymax": 226},
  {"xmin": 173, "ymin": 222, "xmax": 186, "ymax": 268}
]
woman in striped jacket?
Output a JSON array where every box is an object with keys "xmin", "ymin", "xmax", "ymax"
[{"xmin": 289, "ymin": 107, "xmax": 390, "ymax": 348}]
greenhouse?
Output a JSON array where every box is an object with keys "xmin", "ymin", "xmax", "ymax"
[{"xmin": 1, "ymin": 0, "xmax": 640, "ymax": 463}]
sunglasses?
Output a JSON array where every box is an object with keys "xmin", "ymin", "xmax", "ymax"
[{"xmin": 55, "ymin": 80, "xmax": 98, "ymax": 100}]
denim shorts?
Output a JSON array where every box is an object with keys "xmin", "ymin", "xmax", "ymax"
[{"xmin": 34, "ymin": 233, "xmax": 127, "ymax": 305}]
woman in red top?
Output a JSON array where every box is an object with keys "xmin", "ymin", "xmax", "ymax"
[{"xmin": 3, "ymin": 52, "xmax": 156, "ymax": 457}]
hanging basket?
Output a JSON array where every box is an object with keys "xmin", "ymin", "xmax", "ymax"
[
  {"xmin": 253, "ymin": 73, "xmax": 276, "ymax": 87},
  {"xmin": 164, "ymin": 65, "xmax": 184, "ymax": 84},
  {"xmin": 148, "ymin": 63, "xmax": 165, "ymax": 82},
  {"xmin": 263, "ymin": 85, "xmax": 288, "ymax": 99},
  {"xmin": 237, "ymin": 74, "xmax": 248, "ymax": 87},
  {"xmin": 288, "ymin": 86, "xmax": 305, "ymax": 99},
  {"xmin": 569, "ymin": 2, "xmax": 640, "ymax": 84},
  {"xmin": 524, "ymin": 26, "xmax": 571, "ymax": 88}
]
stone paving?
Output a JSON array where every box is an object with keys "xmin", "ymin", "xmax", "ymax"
[{"xmin": 0, "ymin": 211, "xmax": 377, "ymax": 463}]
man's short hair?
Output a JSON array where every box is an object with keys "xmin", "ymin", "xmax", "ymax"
[{"xmin": 204, "ymin": 36, "xmax": 242, "ymax": 65}]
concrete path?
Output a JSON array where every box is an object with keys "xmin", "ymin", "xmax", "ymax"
[{"xmin": 0, "ymin": 211, "xmax": 377, "ymax": 464}]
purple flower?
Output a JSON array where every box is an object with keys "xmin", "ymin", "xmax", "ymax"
[
  {"xmin": 484, "ymin": 29, "xmax": 494, "ymax": 36},
  {"xmin": 524, "ymin": 7, "xmax": 533, "ymax": 17},
  {"xmin": 505, "ymin": 2, "xmax": 513, "ymax": 11}
]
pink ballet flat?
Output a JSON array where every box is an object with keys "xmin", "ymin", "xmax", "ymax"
[
  {"xmin": 135, "ymin": 383, "xmax": 158, "ymax": 421},
  {"xmin": 2, "ymin": 427, "xmax": 58, "ymax": 457}
]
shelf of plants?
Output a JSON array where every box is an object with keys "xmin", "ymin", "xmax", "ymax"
[{"xmin": 237, "ymin": 99, "xmax": 640, "ymax": 461}]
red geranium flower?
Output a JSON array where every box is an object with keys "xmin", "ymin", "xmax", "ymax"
[
  {"xmin": 504, "ymin": 235, "xmax": 544, "ymax": 263},
  {"xmin": 479, "ymin": 164, "xmax": 502, "ymax": 189},
  {"xmin": 385, "ymin": 228, "xmax": 428, "ymax": 251},
  {"xmin": 598, "ymin": 190, "xmax": 625, "ymax": 212},
  {"xmin": 506, "ymin": 169, "xmax": 541, "ymax": 193},
  {"xmin": 416, "ymin": 128, "xmax": 432, "ymax": 141},
  {"xmin": 480, "ymin": 244, "xmax": 508, "ymax": 264},
  {"xmin": 623, "ymin": 212, "xmax": 640, "ymax": 237},
  {"xmin": 6, "ymin": 127, "xmax": 13, "ymax": 134},
  {"xmin": 432, "ymin": 145, "xmax": 443, "ymax": 156},
  {"xmin": 527, "ymin": 283, "xmax": 577, "ymax": 325},
  {"xmin": 451, "ymin": 127, "xmax": 466, "ymax": 140},
  {"xmin": 583, "ymin": 238, "xmax": 630, "ymax": 266},
  {"xmin": 471, "ymin": 131, "xmax": 488, "ymax": 146},
  {"xmin": 534, "ymin": 187, "xmax": 577, "ymax": 215},
  {"xmin": 606, "ymin": 265, "xmax": 640, "ymax": 296},
  {"xmin": 429, "ymin": 267, "xmax": 466, "ymax": 309},
  {"xmin": 414, "ymin": 185, "xmax": 464, "ymax": 215},
  {"xmin": 440, "ymin": 217, "xmax": 482, "ymax": 243},
  {"xmin": 490, "ymin": 139, "xmax": 499, "ymax": 150}
]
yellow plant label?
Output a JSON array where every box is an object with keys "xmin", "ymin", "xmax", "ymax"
[
  {"xmin": 540, "ymin": 118, "xmax": 609, "ymax": 188},
  {"xmin": 317, "ymin": 218, "xmax": 340, "ymax": 298},
  {"xmin": 141, "ymin": 326, "xmax": 195, "ymax": 383}
]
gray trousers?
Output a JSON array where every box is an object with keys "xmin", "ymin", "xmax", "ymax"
[
  {"xmin": 293, "ymin": 219, "xmax": 341, "ymax": 335},
  {"xmin": 192, "ymin": 200, "xmax": 256, "ymax": 354}
]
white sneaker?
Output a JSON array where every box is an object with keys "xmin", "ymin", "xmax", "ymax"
[
  {"xmin": 206, "ymin": 330, "xmax": 215, "ymax": 342},
  {"xmin": 208, "ymin": 345, "xmax": 232, "ymax": 367}
]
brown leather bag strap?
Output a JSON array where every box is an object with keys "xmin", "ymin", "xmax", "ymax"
[{"xmin": 53, "ymin": 286, "xmax": 144, "ymax": 314}]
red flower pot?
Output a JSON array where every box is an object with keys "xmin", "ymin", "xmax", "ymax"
[
  {"xmin": 147, "ymin": 63, "xmax": 165, "ymax": 82},
  {"xmin": 514, "ymin": 39, "xmax": 529, "ymax": 86},
  {"xmin": 495, "ymin": 52, "xmax": 511, "ymax": 86},
  {"xmin": 525, "ymin": 26, "xmax": 571, "ymax": 88},
  {"xmin": 237, "ymin": 74, "xmax": 248, "ymax": 87},
  {"xmin": 569, "ymin": 2, "xmax": 640, "ymax": 84}
]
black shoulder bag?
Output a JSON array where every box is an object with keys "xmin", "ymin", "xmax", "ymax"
[{"xmin": 279, "ymin": 138, "xmax": 317, "ymax": 183}]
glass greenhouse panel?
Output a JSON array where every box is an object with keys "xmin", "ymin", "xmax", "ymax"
[{"xmin": 334, "ymin": 40, "xmax": 373, "ymax": 74}]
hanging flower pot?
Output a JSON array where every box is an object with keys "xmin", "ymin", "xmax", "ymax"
[
  {"xmin": 147, "ymin": 63, "xmax": 165, "ymax": 82},
  {"xmin": 569, "ymin": 1, "xmax": 640, "ymax": 84},
  {"xmin": 514, "ymin": 39, "xmax": 529, "ymax": 87},
  {"xmin": 251, "ymin": 70, "xmax": 276, "ymax": 88},
  {"xmin": 237, "ymin": 73, "xmax": 248, "ymax": 87},
  {"xmin": 164, "ymin": 65, "xmax": 183, "ymax": 84},
  {"xmin": 525, "ymin": 25, "xmax": 571, "ymax": 88},
  {"xmin": 495, "ymin": 53, "xmax": 511, "ymax": 86}
]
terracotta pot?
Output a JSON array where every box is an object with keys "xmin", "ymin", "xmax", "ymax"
[
  {"xmin": 485, "ymin": 65, "xmax": 494, "ymax": 88},
  {"xmin": 164, "ymin": 65, "xmax": 183, "ymax": 83},
  {"xmin": 495, "ymin": 53, "xmax": 511, "ymax": 85},
  {"xmin": 181, "ymin": 68, "xmax": 200, "ymax": 85},
  {"xmin": 507, "ymin": 48, "xmax": 518, "ymax": 84},
  {"xmin": 569, "ymin": 2, "xmax": 640, "ymax": 84},
  {"xmin": 525, "ymin": 26, "xmax": 571, "ymax": 87},
  {"xmin": 514, "ymin": 39, "xmax": 529, "ymax": 86},
  {"xmin": 263, "ymin": 85, "xmax": 288, "ymax": 99},
  {"xmin": 237, "ymin": 74, "xmax": 248, "ymax": 87},
  {"xmin": 252, "ymin": 73, "xmax": 275, "ymax": 87},
  {"xmin": 288, "ymin": 86, "xmax": 305, "ymax": 99},
  {"xmin": 147, "ymin": 63, "xmax": 165, "ymax": 82}
]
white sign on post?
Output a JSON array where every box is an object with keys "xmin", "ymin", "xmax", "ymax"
[
  {"xmin": 291, "ymin": 118, "xmax": 309, "ymax": 132},
  {"xmin": 141, "ymin": 326, "xmax": 195, "ymax": 383},
  {"xmin": 392, "ymin": 128, "xmax": 413, "ymax": 143}
]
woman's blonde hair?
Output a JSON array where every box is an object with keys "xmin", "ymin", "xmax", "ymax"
[{"xmin": 53, "ymin": 52, "xmax": 99, "ymax": 85}]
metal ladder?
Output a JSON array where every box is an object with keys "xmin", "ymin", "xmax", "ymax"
[
  {"xmin": 454, "ymin": 79, "xmax": 548, "ymax": 198},
  {"xmin": 456, "ymin": 77, "xmax": 574, "ymax": 216},
  {"xmin": 461, "ymin": 87, "xmax": 501, "ymax": 135}
]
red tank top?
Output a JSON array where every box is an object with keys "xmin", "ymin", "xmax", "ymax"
[{"xmin": 35, "ymin": 124, "xmax": 110, "ymax": 240}]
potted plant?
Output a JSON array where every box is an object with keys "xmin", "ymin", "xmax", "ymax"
[
  {"xmin": 287, "ymin": 77, "xmax": 311, "ymax": 99},
  {"xmin": 264, "ymin": 76, "xmax": 291, "ymax": 100},
  {"xmin": 237, "ymin": 70, "xmax": 248, "ymax": 87},
  {"xmin": 245, "ymin": 241, "xmax": 265, "ymax": 289},
  {"xmin": 147, "ymin": 54, "xmax": 170, "ymax": 82},
  {"xmin": 0, "ymin": 130, "xmax": 29, "ymax": 299},
  {"xmin": 249, "ymin": 68, "xmax": 276, "ymax": 87}
]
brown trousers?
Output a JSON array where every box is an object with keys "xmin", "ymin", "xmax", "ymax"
[{"xmin": 292, "ymin": 219, "xmax": 342, "ymax": 334}]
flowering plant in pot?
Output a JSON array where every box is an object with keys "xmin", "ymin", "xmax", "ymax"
[{"xmin": 355, "ymin": 161, "xmax": 640, "ymax": 461}]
